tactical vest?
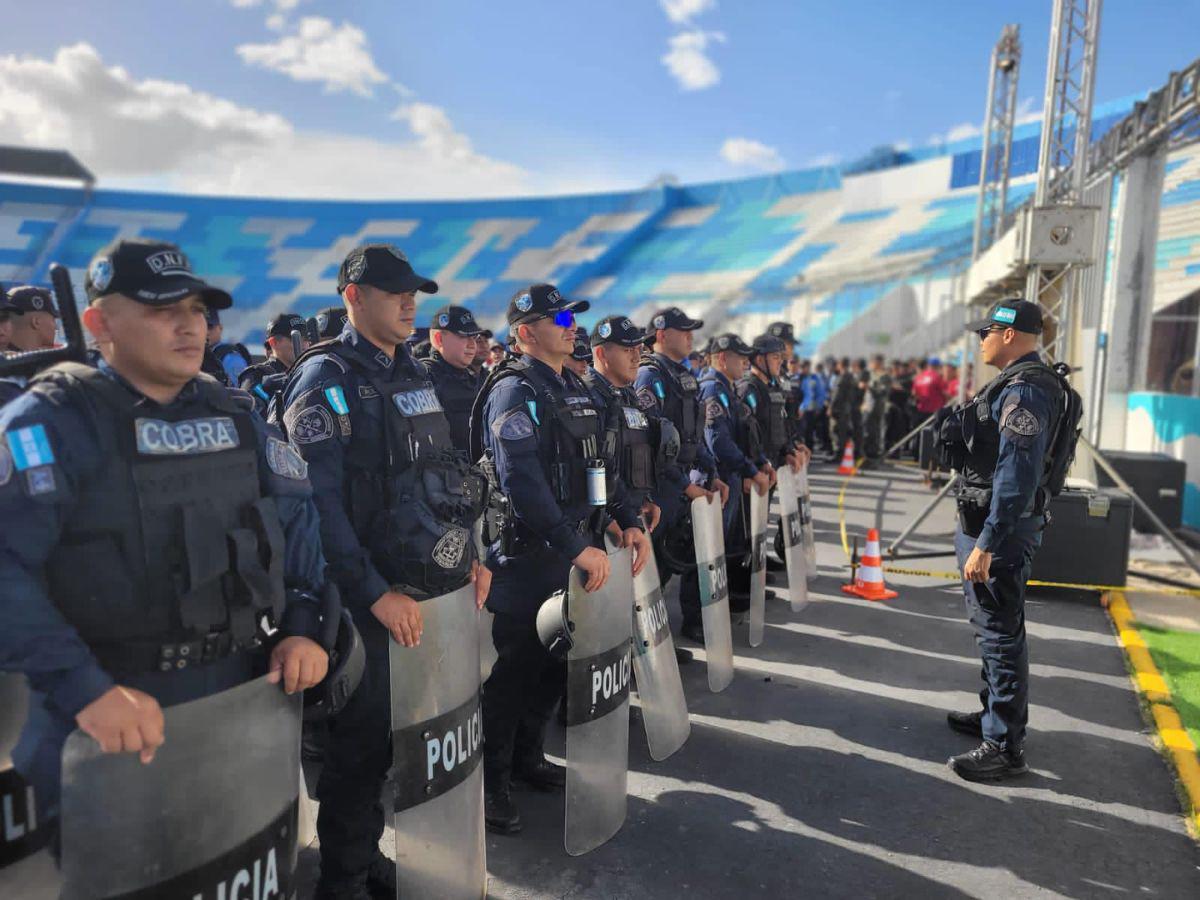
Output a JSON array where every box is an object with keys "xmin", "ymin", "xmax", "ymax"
[
  {"xmin": 428, "ymin": 353, "xmax": 480, "ymax": 450},
  {"xmin": 290, "ymin": 341, "xmax": 484, "ymax": 597},
  {"xmin": 939, "ymin": 359, "xmax": 1069, "ymax": 513},
  {"xmin": 587, "ymin": 372, "xmax": 656, "ymax": 493},
  {"xmin": 703, "ymin": 371, "xmax": 762, "ymax": 462},
  {"xmin": 31, "ymin": 363, "xmax": 283, "ymax": 673},
  {"xmin": 642, "ymin": 353, "xmax": 702, "ymax": 467},
  {"xmin": 740, "ymin": 373, "xmax": 789, "ymax": 459}
]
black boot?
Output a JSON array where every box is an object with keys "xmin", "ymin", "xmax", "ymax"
[
  {"xmin": 485, "ymin": 789, "xmax": 523, "ymax": 834},
  {"xmin": 315, "ymin": 872, "xmax": 371, "ymax": 900},
  {"xmin": 365, "ymin": 851, "xmax": 396, "ymax": 899},
  {"xmin": 946, "ymin": 710, "xmax": 983, "ymax": 739},
  {"xmin": 674, "ymin": 646, "xmax": 694, "ymax": 664},
  {"xmin": 513, "ymin": 758, "xmax": 566, "ymax": 792},
  {"xmin": 680, "ymin": 621, "xmax": 705, "ymax": 644},
  {"xmin": 949, "ymin": 741, "xmax": 1028, "ymax": 782}
]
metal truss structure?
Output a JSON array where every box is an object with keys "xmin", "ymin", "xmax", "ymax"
[{"xmin": 972, "ymin": 25, "xmax": 1022, "ymax": 261}]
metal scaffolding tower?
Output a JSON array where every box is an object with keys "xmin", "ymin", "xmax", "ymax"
[
  {"xmin": 972, "ymin": 25, "xmax": 1022, "ymax": 260},
  {"xmin": 1025, "ymin": 0, "xmax": 1103, "ymax": 365}
]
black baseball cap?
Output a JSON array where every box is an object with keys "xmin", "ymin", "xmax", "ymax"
[
  {"xmin": 506, "ymin": 283, "xmax": 590, "ymax": 326},
  {"xmin": 5, "ymin": 285, "xmax": 58, "ymax": 317},
  {"xmin": 86, "ymin": 239, "xmax": 232, "ymax": 309},
  {"xmin": 648, "ymin": 307, "xmax": 703, "ymax": 332},
  {"xmin": 337, "ymin": 244, "xmax": 437, "ymax": 295},
  {"xmin": 571, "ymin": 327, "xmax": 593, "ymax": 362},
  {"xmin": 709, "ymin": 333, "xmax": 754, "ymax": 356},
  {"xmin": 267, "ymin": 313, "xmax": 307, "ymax": 338},
  {"xmin": 751, "ymin": 334, "xmax": 787, "ymax": 355},
  {"xmin": 767, "ymin": 321, "xmax": 795, "ymax": 342},
  {"xmin": 478, "ymin": 327, "xmax": 494, "ymax": 340},
  {"xmin": 965, "ymin": 297, "xmax": 1044, "ymax": 335},
  {"xmin": 430, "ymin": 305, "xmax": 483, "ymax": 337},
  {"xmin": 591, "ymin": 314, "xmax": 652, "ymax": 348},
  {"xmin": 315, "ymin": 305, "xmax": 348, "ymax": 338}
]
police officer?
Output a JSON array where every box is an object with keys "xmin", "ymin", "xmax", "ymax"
[
  {"xmin": 0, "ymin": 285, "xmax": 61, "ymax": 405},
  {"xmin": 239, "ymin": 312, "xmax": 310, "ymax": 418},
  {"xmin": 739, "ymin": 334, "xmax": 808, "ymax": 474},
  {"xmin": 0, "ymin": 291, "xmax": 15, "ymax": 353},
  {"xmin": 635, "ymin": 308, "xmax": 729, "ymax": 643},
  {"xmin": 470, "ymin": 328, "xmax": 493, "ymax": 379},
  {"xmin": 0, "ymin": 238, "xmax": 330, "ymax": 835},
  {"xmin": 281, "ymin": 243, "xmax": 491, "ymax": 897},
  {"xmin": 864, "ymin": 353, "xmax": 892, "ymax": 460},
  {"xmin": 204, "ymin": 308, "xmax": 253, "ymax": 384},
  {"xmin": 701, "ymin": 333, "xmax": 772, "ymax": 613},
  {"xmin": 471, "ymin": 283, "xmax": 650, "ymax": 836},
  {"xmin": 426, "ymin": 304, "xmax": 484, "ymax": 448},
  {"xmin": 314, "ymin": 305, "xmax": 349, "ymax": 339},
  {"xmin": 940, "ymin": 298, "xmax": 1067, "ymax": 782},
  {"xmin": 564, "ymin": 325, "xmax": 592, "ymax": 378}
]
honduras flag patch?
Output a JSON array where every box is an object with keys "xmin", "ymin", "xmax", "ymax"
[
  {"xmin": 324, "ymin": 386, "xmax": 350, "ymax": 415},
  {"xmin": 7, "ymin": 425, "xmax": 54, "ymax": 471}
]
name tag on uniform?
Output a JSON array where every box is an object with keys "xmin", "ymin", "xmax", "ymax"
[
  {"xmin": 136, "ymin": 417, "xmax": 239, "ymax": 455},
  {"xmin": 392, "ymin": 387, "xmax": 443, "ymax": 417},
  {"xmin": 679, "ymin": 375, "xmax": 698, "ymax": 391},
  {"xmin": 622, "ymin": 406, "xmax": 649, "ymax": 430}
]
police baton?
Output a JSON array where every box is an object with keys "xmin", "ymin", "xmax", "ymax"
[
  {"xmin": 290, "ymin": 328, "xmax": 303, "ymax": 362},
  {"xmin": 0, "ymin": 263, "xmax": 88, "ymax": 378}
]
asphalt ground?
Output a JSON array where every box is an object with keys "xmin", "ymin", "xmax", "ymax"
[{"xmin": 299, "ymin": 462, "xmax": 1200, "ymax": 899}]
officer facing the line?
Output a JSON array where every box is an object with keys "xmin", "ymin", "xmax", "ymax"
[
  {"xmin": 700, "ymin": 333, "xmax": 772, "ymax": 618},
  {"xmin": 239, "ymin": 312, "xmax": 310, "ymax": 418},
  {"xmin": 280, "ymin": 243, "xmax": 491, "ymax": 898},
  {"xmin": 426, "ymin": 304, "xmax": 484, "ymax": 449},
  {"xmin": 0, "ymin": 285, "xmax": 63, "ymax": 405},
  {"xmin": 940, "ymin": 298, "xmax": 1069, "ymax": 782},
  {"xmin": 0, "ymin": 238, "xmax": 329, "ymax": 829},
  {"xmin": 471, "ymin": 283, "xmax": 651, "ymax": 836}
]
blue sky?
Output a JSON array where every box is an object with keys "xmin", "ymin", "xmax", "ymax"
[{"xmin": 0, "ymin": 0, "xmax": 1194, "ymax": 198}]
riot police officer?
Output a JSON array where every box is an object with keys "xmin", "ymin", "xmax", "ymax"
[
  {"xmin": 739, "ymin": 334, "xmax": 808, "ymax": 473},
  {"xmin": 634, "ymin": 308, "xmax": 729, "ymax": 643},
  {"xmin": 470, "ymin": 328, "xmax": 493, "ymax": 379},
  {"xmin": 0, "ymin": 238, "xmax": 330, "ymax": 838},
  {"xmin": 564, "ymin": 325, "xmax": 592, "ymax": 378},
  {"xmin": 471, "ymin": 283, "xmax": 650, "ymax": 836},
  {"xmin": 700, "ymin": 333, "xmax": 772, "ymax": 618},
  {"xmin": 426, "ymin": 304, "xmax": 484, "ymax": 448},
  {"xmin": 940, "ymin": 298, "xmax": 1070, "ymax": 782},
  {"xmin": 239, "ymin": 312, "xmax": 309, "ymax": 418},
  {"xmin": 281, "ymin": 243, "xmax": 491, "ymax": 897},
  {"xmin": 204, "ymin": 308, "xmax": 252, "ymax": 384}
]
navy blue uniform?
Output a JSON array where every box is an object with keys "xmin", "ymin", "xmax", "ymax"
[
  {"xmin": 953, "ymin": 351, "xmax": 1059, "ymax": 752},
  {"xmin": 478, "ymin": 354, "xmax": 641, "ymax": 792},
  {"xmin": 0, "ymin": 362, "xmax": 325, "ymax": 819},
  {"xmin": 427, "ymin": 351, "xmax": 481, "ymax": 450}
]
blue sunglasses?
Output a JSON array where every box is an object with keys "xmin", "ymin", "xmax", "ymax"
[{"xmin": 551, "ymin": 309, "xmax": 575, "ymax": 328}]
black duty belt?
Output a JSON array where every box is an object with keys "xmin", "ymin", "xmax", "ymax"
[{"xmin": 91, "ymin": 632, "xmax": 263, "ymax": 675}]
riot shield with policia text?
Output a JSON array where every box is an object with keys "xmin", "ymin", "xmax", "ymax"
[
  {"xmin": 0, "ymin": 674, "xmax": 57, "ymax": 897},
  {"xmin": 389, "ymin": 583, "xmax": 486, "ymax": 899},
  {"xmin": 565, "ymin": 545, "xmax": 634, "ymax": 856},
  {"xmin": 692, "ymin": 494, "xmax": 734, "ymax": 692},
  {"xmin": 748, "ymin": 485, "xmax": 770, "ymax": 647},
  {"xmin": 776, "ymin": 466, "xmax": 810, "ymax": 613},
  {"xmin": 632, "ymin": 541, "xmax": 690, "ymax": 761},
  {"xmin": 59, "ymin": 675, "xmax": 302, "ymax": 900}
]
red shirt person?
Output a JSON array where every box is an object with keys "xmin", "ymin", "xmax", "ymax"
[{"xmin": 912, "ymin": 358, "xmax": 947, "ymax": 414}]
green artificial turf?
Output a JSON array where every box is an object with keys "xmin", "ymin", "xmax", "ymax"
[{"xmin": 1141, "ymin": 623, "xmax": 1200, "ymax": 752}]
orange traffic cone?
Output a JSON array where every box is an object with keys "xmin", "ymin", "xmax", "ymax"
[
  {"xmin": 842, "ymin": 528, "xmax": 898, "ymax": 601},
  {"xmin": 837, "ymin": 441, "xmax": 856, "ymax": 476}
]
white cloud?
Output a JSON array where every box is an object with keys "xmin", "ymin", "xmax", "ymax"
[
  {"xmin": 236, "ymin": 16, "xmax": 388, "ymax": 96},
  {"xmin": 661, "ymin": 29, "xmax": 724, "ymax": 91},
  {"xmin": 0, "ymin": 43, "xmax": 531, "ymax": 199},
  {"xmin": 720, "ymin": 137, "xmax": 784, "ymax": 172},
  {"xmin": 805, "ymin": 152, "xmax": 842, "ymax": 168},
  {"xmin": 660, "ymin": 0, "xmax": 716, "ymax": 25}
]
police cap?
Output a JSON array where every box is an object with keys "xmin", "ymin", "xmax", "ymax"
[
  {"xmin": 430, "ymin": 304, "xmax": 483, "ymax": 337},
  {"xmin": 751, "ymin": 334, "xmax": 787, "ymax": 355},
  {"xmin": 766, "ymin": 321, "xmax": 795, "ymax": 343},
  {"xmin": 590, "ymin": 314, "xmax": 652, "ymax": 348},
  {"xmin": 571, "ymin": 326, "xmax": 593, "ymax": 362},
  {"xmin": 4, "ymin": 285, "xmax": 59, "ymax": 318},
  {"xmin": 337, "ymin": 244, "xmax": 437, "ymax": 296},
  {"xmin": 648, "ymin": 306, "xmax": 703, "ymax": 332},
  {"xmin": 86, "ymin": 239, "xmax": 233, "ymax": 309},
  {"xmin": 266, "ymin": 312, "xmax": 307, "ymax": 338},
  {"xmin": 506, "ymin": 283, "xmax": 590, "ymax": 326},
  {"xmin": 965, "ymin": 297, "xmax": 1044, "ymax": 335},
  {"xmin": 710, "ymin": 333, "xmax": 754, "ymax": 356},
  {"xmin": 315, "ymin": 305, "xmax": 348, "ymax": 338}
]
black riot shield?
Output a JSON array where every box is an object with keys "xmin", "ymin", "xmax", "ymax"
[
  {"xmin": 632, "ymin": 545, "xmax": 690, "ymax": 761},
  {"xmin": 776, "ymin": 466, "xmax": 810, "ymax": 612},
  {"xmin": 0, "ymin": 674, "xmax": 57, "ymax": 897},
  {"xmin": 565, "ymin": 545, "xmax": 634, "ymax": 856},
  {"xmin": 691, "ymin": 494, "xmax": 734, "ymax": 692},
  {"xmin": 59, "ymin": 676, "xmax": 303, "ymax": 900},
  {"xmin": 748, "ymin": 486, "xmax": 770, "ymax": 647},
  {"xmin": 389, "ymin": 583, "xmax": 486, "ymax": 898}
]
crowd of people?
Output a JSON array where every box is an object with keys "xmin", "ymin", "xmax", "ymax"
[{"xmin": 0, "ymin": 239, "xmax": 1064, "ymax": 899}]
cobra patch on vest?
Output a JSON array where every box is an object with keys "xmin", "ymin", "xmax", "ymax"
[
  {"xmin": 622, "ymin": 406, "xmax": 649, "ymax": 430},
  {"xmin": 392, "ymin": 387, "xmax": 443, "ymax": 417},
  {"xmin": 135, "ymin": 417, "xmax": 239, "ymax": 455}
]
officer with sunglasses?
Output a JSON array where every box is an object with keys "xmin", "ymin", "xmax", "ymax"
[
  {"xmin": 470, "ymin": 283, "xmax": 650, "ymax": 836},
  {"xmin": 938, "ymin": 298, "xmax": 1067, "ymax": 784}
]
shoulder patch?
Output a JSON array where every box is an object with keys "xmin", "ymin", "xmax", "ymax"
[
  {"xmin": 324, "ymin": 386, "xmax": 350, "ymax": 415},
  {"xmin": 286, "ymin": 405, "xmax": 335, "ymax": 444},
  {"xmin": 705, "ymin": 397, "xmax": 725, "ymax": 422},
  {"xmin": 495, "ymin": 409, "xmax": 535, "ymax": 442},
  {"xmin": 636, "ymin": 386, "xmax": 657, "ymax": 411},
  {"xmin": 266, "ymin": 436, "xmax": 309, "ymax": 480},
  {"xmin": 23, "ymin": 465, "xmax": 57, "ymax": 497},
  {"xmin": 653, "ymin": 380, "xmax": 666, "ymax": 400},
  {"xmin": 6, "ymin": 424, "xmax": 55, "ymax": 470},
  {"xmin": 746, "ymin": 392, "xmax": 757, "ymax": 409},
  {"xmin": 1002, "ymin": 405, "xmax": 1042, "ymax": 437},
  {"xmin": 0, "ymin": 441, "xmax": 11, "ymax": 487}
]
